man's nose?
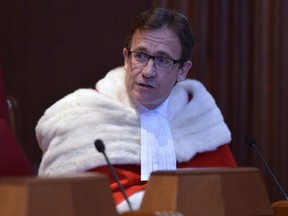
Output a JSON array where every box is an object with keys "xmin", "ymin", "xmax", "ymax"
[{"xmin": 141, "ymin": 59, "xmax": 156, "ymax": 77}]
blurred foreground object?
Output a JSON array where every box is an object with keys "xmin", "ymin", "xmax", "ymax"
[
  {"xmin": 141, "ymin": 167, "xmax": 273, "ymax": 216},
  {"xmin": 0, "ymin": 173, "xmax": 117, "ymax": 216}
]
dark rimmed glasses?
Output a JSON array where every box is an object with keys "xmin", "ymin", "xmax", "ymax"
[{"xmin": 128, "ymin": 51, "xmax": 182, "ymax": 71}]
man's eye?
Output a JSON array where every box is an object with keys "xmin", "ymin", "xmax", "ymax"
[
  {"xmin": 156, "ymin": 57, "xmax": 170, "ymax": 64},
  {"xmin": 134, "ymin": 52, "xmax": 147, "ymax": 59}
]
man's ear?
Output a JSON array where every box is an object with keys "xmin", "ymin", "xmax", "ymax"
[
  {"xmin": 177, "ymin": 61, "xmax": 192, "ymax": 82},
  {"xmin": 123, "ymin": 48, "xmax": 129, "ymax": 70}
]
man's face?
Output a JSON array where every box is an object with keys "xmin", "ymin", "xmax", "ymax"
[{"xmin": 123, "ymin": 27, "xmax": 192, "ymax": 109}]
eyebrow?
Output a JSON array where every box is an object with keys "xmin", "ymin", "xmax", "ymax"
[{"xmin": 132, "ymin": 47, "xmax": 175, "ymax": 59}]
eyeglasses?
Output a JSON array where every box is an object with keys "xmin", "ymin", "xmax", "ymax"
[{"xmin": 128, "ymin": 51, "xmax": 182, "ymax": 71}]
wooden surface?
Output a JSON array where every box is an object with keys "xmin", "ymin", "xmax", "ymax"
[
  {"xmin": 141, "ymin": 167, "xmax": 273, "ymax": 216},
  {"xmin": 272, "ymin": 200, "xmax": 288, "ymax": 216},
  {"xmin": 0, "ymin": 173, "xmax": 118, "ymax": 216}
]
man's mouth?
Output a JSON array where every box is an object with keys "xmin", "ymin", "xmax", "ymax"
[{"xmin": 138, "ymin": 83, "xmax": 154, "ymax": 88}]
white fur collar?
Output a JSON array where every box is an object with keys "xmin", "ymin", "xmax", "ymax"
[{"xmin": 36, "ymin": 67, "xmax": 231, "ymax": 176}]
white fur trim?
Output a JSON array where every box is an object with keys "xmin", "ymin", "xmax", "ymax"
[
  {"xmin": 36, "ymin": 66, "xmax": 231, "ymax": 176},
  {"xmin": 169, "ymin": 80, "xmax": 231, "ymax": 162},
  {"xmin": 36, "ymin": 87, "xmax": 140, "ymax": 175}
]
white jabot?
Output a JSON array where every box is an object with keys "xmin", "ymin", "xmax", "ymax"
[{"xmin": 137, "ymin": 97, "xmax": 176, "ymax": 181}]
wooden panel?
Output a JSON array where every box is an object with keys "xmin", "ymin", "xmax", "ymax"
[
  {"xmin": 141, "ymin": 168, "xmax": 273, "ymax": 216},
  {"xmin": 0, "ymin": 173, "xmax": 117, "ymax": 216}
]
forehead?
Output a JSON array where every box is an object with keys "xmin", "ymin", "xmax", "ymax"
[{"xmin": 130, "ymin": 27, "xmax": 182, "ymax": 58}]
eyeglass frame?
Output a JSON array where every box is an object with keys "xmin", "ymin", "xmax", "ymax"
[{"xmin": 127, "ymin": 50, "xmax": 183, "ymax": 71}]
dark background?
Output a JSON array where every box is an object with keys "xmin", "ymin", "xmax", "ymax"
[{"xmin": 1, "ymin": 0, "xmax": 287, "ymax": 203}]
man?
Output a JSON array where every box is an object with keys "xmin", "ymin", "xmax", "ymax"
[{"xmin": 36, "ymin": 8, "xmax": 236, "ymax": 213}]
